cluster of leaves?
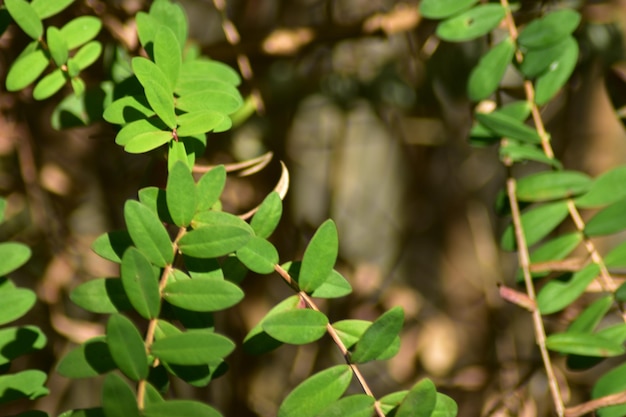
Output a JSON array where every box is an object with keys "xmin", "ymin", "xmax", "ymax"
[
  {"xmin": 1, "ymin": 1, "xmax": 458, "ymax": 416},
  {"xmin": 421, "ymin": 0, "xmax": 626, "ymax": 415},
  {"xmin": 0, "ymin": 198, "xmax": 49, "ymax": 414}
]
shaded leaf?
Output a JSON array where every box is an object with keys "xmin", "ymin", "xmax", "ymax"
[
  {"xmin": 0, "ymin": 326, "xmax": 46, "ymax": 366},
  {"xmin": 91, "ymin": 230, "xmax": 133, "ymax": 263},
  {"xmin": 151, "ymin": 331, "xmax": 235, "ymax": 365},
  {"xmin": 56, "ymin": 336, "xmax": 116, "ymax": 378},
  {"xmin": 311, "ymin": 270, "xmax": 352, "ymax": 299},
  {"xmin": 0, "ymin": 286, "xmax": 36, "ymax": 326},
  {"xmin": 70, "ymin": 277, "xmax": 132, "ymax": 314},
  {"xmin": 106, "ymin": 314, "xmax": 149, "ymax": 381},
  {"xmin": 520, "ymin": 36, "xmax": 573, "ymax": 78},
  {"xmin": 243, "ymin": 296, "xmax": 299, "ymax": 355},
  {"xmin": 101, "ymin": 373, "xmax": 140, "ymax": 417},
  {"xmin": 546, "ymin": 332, "xmax": 624, "ymax": 357},
  {"xmin": 475, "ymin": 111, "xmax": 542, "ymax": 144},
  {"xmin": 537, "ymin": 264, "xmax": 600, "ymax": 314},
  {"xmin": 593, "ymin": 362, "xmax": 626, "ymax": 417},
  {"xmin": 501, "ymin": 201, "xmax": 570, "ymax": 251},
  {"xmin": 196, "ymin": 165, "xmax": 226, "ymax": 212},
  {"xmin": 436, "ymin": 4, "xmax": 505, "ymax": 42},
  {"xmin": 166, "ymin": 161, "xmax": 197, "ymax": 227},
  {"xmin": 103, "ymin": 95, "xmax": 154, "ymax": 125},
  {"xmin": 585, "ymin": 199, "xmax": 626, "ymax": 236},
  {"xmin": 523, "ymin": 232, "xmax": 582, "ymax": 280},
  {"xmin": 575, "ymin": 166, "xmax": 626, "ymax": 208},
  {"xmin": 163, "ymin": 278, "xmax": 244, "ymax": 312},
  {"xmin": 517, "ymin": 9, "xmax": 581, "ymax": 49},
  {"xmin": 468, "ymin": 37, "xmax": 515, "ymax": 101},
  {"xmin": 432, "ymin": 393, "xmax": 459, "ymax": 417},
  {"xmin": 178, "ymin": 225, "xmax": 251, "ymax": 258},
  {"xmin": 124, "ymin": 200, "xmax": 173, "ymax": 267},
  {"xmin": 516, "ymin": 170, "xmax": 592, "ymax": 202},
  {"xmin": 535, "ymin": 37, "xmax": 578, "ymax": 105},
  {"xmin": 315, "ymin": 395, "xmax": 375, "ymax": 417},
  {"xmin": 396, "ymin": 379, "xmax": 436, "ymax": 417},
  {"xmin": 419, "ymin": 0, "xmax": 478, "ymax": 19},
  {"xmin": 0, "ymin": 370, "xmax": 48, "ymax": 405},
  {"xmin": 121, "ymin": 247, "xmax": 160, "ymax": 319}
]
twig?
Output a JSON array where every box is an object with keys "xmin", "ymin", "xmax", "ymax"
[{"xmin": 565, "ymin": 390, "xmax": 626, "ymax": 417}]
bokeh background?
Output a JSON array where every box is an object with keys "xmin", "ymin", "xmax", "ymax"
[{"xmin": 3, "ymin": 0, "xmax": 626, "ymax": 416}]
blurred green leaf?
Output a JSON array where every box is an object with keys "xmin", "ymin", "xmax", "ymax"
[
  {"xmin": 124, "ymin": 200, "xmax": 174, "ymax": 267},
  {"xmin": 516, "ymin": 170, "xmax": 592, "ymax": 202},
  {"xmin": 0, "ymin": 286, "xmax": 36, "ymax": 326},
  {"xmin": 278, "ymin": 365, "xmax": 352, "ymax": 417},
  {"xmin": 179, "ymin": 59, "xmax": 241, "ymax": 87},
  {"xmin": 262, "ymin": 309, "xmax": 328, "ymax": 345},
  {"xmin": 0, "ymin": 370, "xmax": 48, "ymax": 405},
  {"xmin": 316, "ymin": 395, "xmax": 375, "ymax": 417},
  {"xmin": 501, "ymin": 201, "xmax": 570, "ymax": 251},
  {"xmin": 56, "ymin": 337, "xmax": 116, "ymax": 378},
  {"xmin": 299, "ymin": 220, "xmax": 338, "ymax": 293},
  {"xmin": 148, "ymin": 0, "xmax": 188, "ymax": 51},
  {"xmin": 121, "ymin": 247, "xmax": 160, "ymax": 319},
  {"xmin": 31, "ymin": 0, "xmax": 75, "ymax": 19},
  {"xmin": 436, "ymin": 5, "xmax": 505, "ymax": 42},
  {"xmin": 517, "ymin": 9, "xmax": 581, "ymax": 49},
  {"xmin": 419, "ymin": 0, "xmax": 478, "ymax": 19},
  {"xmin": 101, "ymin": 373, "xmax": 140, "ymax": 417},
  {"xmin": 546, "ymin": 332, "xmax": 624, "ymax": 357},
  {"xmin": 568, "ymin": 296, "xmax": 613, "ymax": 333},
  {"xmin": 537, "ymin": 264, "xmax": 600, "ymax": 314},
  {"xmin": 106, "ymin": 314, "xmax": 149, "ymax": 381},
  {"xmin": 575, "ymin": 166, "xmax": 626, "ymax": 208},
  {"xmin": 0, "ymin": 242, "xmax": 31, "ymax": 276},
  {"xmin": 47, "ymin": 26, "xmax": 68, "ymax": 66},
  {"xmin": 351, "ymin": 306, "xmax": 404, "ymax": 364},
  {"xmin": 71, "ymin": 41, "xmax": 102, "ymax": 71},
  {"xmin": 176, "ymin": 90, "xmax": 240, "ymax": 115},
  {"xmin": 151, "ymin": 331, "xmax": 235, "ymax": 365},
  {"xmin": 143, "ymin": 400, "xmax": 222, "ymax": 417},
  {"xmin": 432, "ymin": 393, "xmax": 459, "ymax": 417},
  {"xmin": 396, "ymin": 379, "xmax": 436, "ymax": 417},
  {"xmin": 522, "ymin": 232, "xmax": 582, "ymax": 280},
  {"xmin": 60, "ymin": 16, "xmax": 102, "ymax": 49},
  {"xmin": 70, "ymin": 277, "xmax": 132, "ymax": 314},
  {"xmin": 500, "ymin": 142, "xmax": 562, "ymax": 168},
  {"xmin": 535, "ymin": 38, "xmax": 578, "ymax": 105},
  {"xmin": 519, "ymin": 36, "xmax": 573, "ymax": 78},
  {"xmin": 468, "ymin": 38, "xmax": 515, "ymax": 101},
  {"xmin": 4, "ymin": 0, "xmax": 43, "ymax": 39},
  {"xmin": 33, "ymin": 69, "xmax": 66, "ymax": 100},
  {"xmin": 585, "ymin": 199, "xmax": 626, "ymax": 236},
  {"xmin": 475, "ymin": 111, "xmax": 542, "ymax": 144},
  {"xmin": 163, "ymin": 278, "xmax": 244, "ymax": 312},
  {"xmin": 6, "ymin": 49, "xmax": 48, "ymax": 91},
  {"xmin": 593, "ymin": 362, "xmax": 626, "ymax": 417},
  {"xmin": 0, "ymin": 326, "xmax": 46, "ymax": 366}
]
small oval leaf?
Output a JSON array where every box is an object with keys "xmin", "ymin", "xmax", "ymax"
[{"xmin": 262, "ymin": 309, "xmax": 328, "ymax": 345}]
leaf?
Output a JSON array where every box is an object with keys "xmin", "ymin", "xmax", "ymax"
[
  {"xmin": 125, "ymin": 130, "xmax": 173, "ymax": 154},
  {"xmin": 115, "ymin": 118, "xmax": 166, "ymax": 146},
  {"xmin": 575, "ymin": 165, "xmax": 626, "ymax": 208},
  {"xmin": 33, "ymin": 69, "xmax": 66, "ymax": 100},
  {"xmin": 4, "ymin": 0, "xmax": 43, "ymax": 39},
  {"xmin": 71, "ymin": 41, "xmax": 102, "ymax": 71},
  {"xmin": 163, "ymin": 278, "xmax": 244, "ymax": 312},
  {"xmin": 436, "ymin": 4, "xmax": 505, "ymax": 42},
  {"xmin": 236, "ymin": 236, "xmax": 279, "ymax": 274},
  {"xmin": 243, "ymin": 296, "xmax": 299, "ymax": 355},
  {"xmin": 176, "ymin": 110, "xmax": 225, "ymax": 136},
  {"xmin": 101, "ymin": 373, "xmax": 140, "ymax": 417},
  {"xmin": 432, "ymin": 393, "xmax": 458, "ymax": 417},
  {"xmin": 475, "ymin": 112, "xmax": 542, "ymax": 144},
  {"xmin": 192, "ymin": 210, "xmax": 253, "ymax": 232},
  {"xmin": 585, "ymin": 199, "xmax": 626, "ymax": 236},
  {"xmin": 58, "ymin": 408, "xmax": 105, "ymax": 417},
  {"xmin": 516, "ymin": 170, "xmax": 592, "ymax": 202},
  {"xmin": 351, "ymin": 306, "xmax": 404, "ymax": 363},
  {"xmin": 0, "ymin": 286, "xmax": 36, "ymax": 326},
  {"xmin": 262, "ymin": 309, "xmax": 328, "ymax": 345},
  {"xmin": 6, "ymin": 49, "xmax": 48, "ymax": 91},
  {"xmin": 31, "ymin": 0, "xmax": 75, "ymax": 19},
  {"xmin": 143, "ymin": 400, "xmax": 222, "ymax": 417},
  {"xmin": 151, "ymin": 331, "xmax": 235, "ymax": 365},
  {"xmin": 468, "ymin": 37, "xmax": 515, "ymax": 101},
  {"xmin": 124, "ymin": 200, "xmax": 173, "ymax": 268},
  {"xmin": 546, "ymin": 332, "xmax": 625, "ymax": 357},
  {"xmin": 132, "ymin": 57, "xmax": 177, "ymax": 129},
  {"xmin": 56, "ymin": 336, "xmax": 116, "ymax": 378},
  {"xmin": 604, "ymin": 240, "xmax": 626, "ymax": 268},
  {"xmin": 500, "ymin": 201, "xmax": 570, "ymax": 251},
  {"xmin": 500, "ymin": 142, "xmax": 561, "ymax": 168},
  {"xmin": 250, "ymin": 192, "xmax": 283, "ymax": 238},
  {"xmin": 519, "ymin": 36, "xmax": 574, "ymax": 78},
  {"xmin": 153, "ymin": 26, "xmax": 181, "ymax": 91},
  {"xmin": 299, "ymin": 220, "xmax": 338, "ymax": 293},
  {"xmin": 103, "ymin": 95, "xmax": 154, "ymax": 125},
  {"xmin": 148, "ymin": 0, "xmax": 189, "ymax": 50},
  {"xmin": 379, "ymin": 391, "xmax": 408, "ymax": 415},
  {"xmin": 178, "ymin": 225, "xmax": 252, "ymax": 258},
  {"xmin": 537, "ymin": 264, "xmax": 600, "ymax": 314},
  {"xmin": 278, "ymin": 366, "xmax": 352, "ymax": 417},
  {"xmin": 166, "ymin": 161, "xmax": 197, "ymax": 227},
  {"xmin": 419, "ymin": 0, "xmax": 478, "ymax": 19},
  {"xmin": 179, "ymin": 59, "xmax": 241, "ymax": 87},
  {"xmin": 196, "ymin": 165, "xmax": 226, "ymax": 212},
  {"xmin": 0, "ymin": 326, "xmax": 46, "ymax": 365},
  {"xmin": 175, "ymin": 79, "xmax": 242, "ymax": 103},
  {"xmin": 121, "ymin": 248, "xmax": 160, "ymax": 319},
  {"xmin": 396, "ymin": 379, "xmax": 437, "ymax": 417},
  {"xmin": 310, "ymin": 269, "xmax": 352, "ymax": 299},
  {"xmin": 522, "ymin": 232, "xmax": 582, "ymax": 281},
  {"xmin": 0, "ymin": 370, "xmax": 48, "ymax": 404},
  {"xmin": 517, "ymin": 9, "xmax": 581, "ymax": 49},
  {"xmin": 175, "ymin": 90, "xmax": 240, "ymax": 115},
  {"xmin": 535, "ymin": 37, "xmax": 578, "ymax": 105},
  {"xmin": 59, "ymin": 16, "xmax": 102, "ymax": 49},
  {"xmin": 0, "ymin": 242, "xmax": 31, "ymax": 276},
  {"xmin": 47, "ymin": 26, "xmax": 68, "ymax": 67},
  {"xmin": 593, "ymin": 362, "xmax": 626, "ymax": 417},
  {"xmin": 106, "ymin": 314, "xmax": 149, "ymax": 381},
  {"xmin": 315, "ymin": 395, "xmax": 375, "ymax": 417},
  {"xmin": 91, "ymin": 230, "xmax": 133, "ymax": 263},
  {"xmin": 69, "ymin": 278, "xmax": 132, "ymax": 314}
]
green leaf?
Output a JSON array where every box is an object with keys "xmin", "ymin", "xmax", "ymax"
[
  {"xmin": 115, "ymin": 118, "xmax": 166, "ymax": 146},
  {"xmin": 91, "ymin": 230, "xmax": 133, "ymax": 263},
  {"xmin": 0, "ymin": 286, "xmax": 36, "ymax": 326},
  {"xmin": 135, "ymin": 12, "xmax": 158, "ymax": 51},
  {"xmin": 616, "ymin": 282, "xmax": 626, "ymax": 302},
  {"xmin": 192, "ymin": 211, "xmax": 253, "ymax": 233},
  {"xmin": 125, "ymin": 130, "xmax": 173, "ymax": 154},
  {"xmin": 59, "ymin": 16, "xmax": 102, "ymax": 49},
  {"xmin": 468, "ymin": 37, "xmax": 515, "ymax": 101},
  {"xmin": 432, "ymin": 393, "xmax": 458, "ymax": 417},
  {"xmin": 143, "ymin": 400, "xmax": 222, "ymax": 417},
  {"xmin": 71, "ymin": 41, "xmax": 102, "ymax": 71},
  {"xmin": 163, "ymin": 278, "xmax": 244, "ymax": 312},
  {"xmin": 519, "ymin": 36, "xmax": 574, "ymax": 78},
  {"xmin": 604, "ymin": 240, "xmax": 626, "ymax": 268},
  {"xmin": 31, "ymin": 0, "xmax": 75, "ymax": 19},
  {"xmin": 166, "ymin": 161, "xmax": 197, "ymax": 227},
  {"xmin": 196, "ymin": 165, "xmax": 226, "ymax": 212},
  {"xmin": 243, "ymin": 296, "xmax": 299, "ymax": 355},
  {"xmin": 332, "ymin": 319, "xmax": 398, "ymax": 357},
  {"xmin": 56, "ymin": 336, "xmax": 116, "ymax": 378},
  {"xmin": 124, "ymin": 200, "xmax": 173, "ymax": 267},
  {"xmin": 262, "ymin": 309, "xmax": 328, "ymax": 345},
  {"xmin": 516, "ymin": 170, "xmax": 592, "ymax": 202},
  {"xmin": 537, "ymin": 264, "xmax": 600, "ymax": 314},
  {"xmin": 396, "ymin": 379, "xmax": 436, "ymax": 417},
  {"xmin": 299, "ymin": 220, "xmax": 338, "ymax": 293},
  {"xmin": 175, "ymin": 90, "xmax": 240, "ymax": 115},
  {"xmin": 33, "ymin": 69, "xmax": 66, "ymax": 100},
  {"xmin": 351, "ymin": 306, "xmax": 404, "ymax": 363},
  {"xmin": 176, "ymin": 110, "xmax": 225, "ymax": 136},
  {"xmin": 278, "ymin": 365, "xmax": 352, "ymax": 417},
  {"xmin": 148, "ymin": 0, "xmax": 189, "ymax": 50},
  {"xmin": 47, "ymin": 26, "xmax": 68, "ymax": 66},
  {"xmin": 4, "ymin": 0, "xmax": 43, "ymax": 39},
  {"xmin": 103, "ymin": 95, "xmax": 154, "ymax": 125},
  {"xmin": 475, "ymin": 112, "xmax": 542, "ymax": 144},
  {"xmin": 0, "ymin": 370, "xmax": 48, "ymax": 404},
  {"xmin": 106, "ymin": 314, "xmax": 149, "ymax": 381},
  {"xmin": 250, "ymin": 192, "xmax": 282, "ymax": 238},
  {"xmin": 178, "ymin": 225, "xmax": 252, "ymax": 258},
  {"xmin": 535, "ymin": 37, "xmax": 578, "ymax": 105},
  {"xmin": 315, "ymin": 395, "xmax": 375, "ymax": 417},
  {"xmin": 6, "ymin": 49, "xmax": 48, "ymax": 91},
  {"xmin": 0, "ymin": 242, "xmax": 31, "ymax": 276},
  {"xmin": 419, "ymin": 0, "xmax": 478, "ymax": 19},
  {"xmin": 175, "ymin": 79, "xmax": 242, "ymax": 103},
  {"xmin": 500, "ymin": 142, "xmax": 562, "ymax": 168},
  {"xmin": 436, "ymin": 4, "xmax": 505, "ymax": 42},
  {"xmin": 517, "ymin": 9, "xmax": 581, "ymax": 49},
  {"xmin": 0, "ymin": 326, "xmax": 46, "ymax": 365},
  {"xmin": 121, "ymin": 248, "xmax": 160, "ymax": 319},
  {"xmin": 311, "ymin": 270, "xmax": 352, "ymax": 299},
  {"xmin": 379, "ymin": 391, "xmax": 408, "ymax": 415},
  {"xmin": 593, "ymin": 362, "xmax": 626, "ymax": 417},
  {"xmin": 58, "ymin": 408, "xmax": 105, "ymax": 417},
  {"xmin": 69, "ymin": 278, "xmax": 132, "ymax": 314},
  {"xmin": 575, "ymin": 166, "xmax": 626, "ymax": 208},
  {"xmin": 236, "ymin": 236, "xmax": 278, "ymax": 274},
  {"xmin": 546, "ymin": 332, "xmax": 625, "ymax": 357},
  {"xmin": 179, "ymin": 59, "xmax": 241, "ymax": 87},
  {"xmin": 151, "ymin": 331, "xmax": 235, "ymax": 365},
  {"xmin": 132, "ymin": 57, "xmax": 177, "ymax": 129},
  {"xmin": 523, "ymin": 232, "xmax": 582, "ymax": 280},
  {"xmin": 153, "ymin": 26, "xmax": 181, "ymax": 90},
  {"xmin": 500, "ymin": 201, "xmax": 570, "ymax": 251},
  {"xmin": 585, "ymin": 199, "xmax": 626, "ymax": 236},
  {"xmin": 101, "ymin": 373, "xmax": 140, "ymax": 417}
]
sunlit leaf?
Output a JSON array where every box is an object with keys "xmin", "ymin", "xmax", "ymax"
[
  {"xmin": 575, "ymin": 166, "xmax": 626, "ymax": 208},
  {"xmin": 316, "ymin": 395, "xmax": 375, "ymax": 417},
  {"xmin": 106, "ymin": 314, "xmax": 149, "ymax": 381},
  {"xmin": 59, "ymin": 16, "xmax": 102, "ymax": 49},
  {"xmin": 31, "ymin": 0, "xmax": 75, "ymax": 19},
  {"xmin": 178, "ymin": 225, "xmax": 251, "ymax": 258},
  {"xmin": 585, "ymin": 199, "xmax": 626, "ymax": 236},
  {"xmin": 0, "ymin": 325, "xmax": 46, "ymax": 365},
  {"xmin": 163, "ymin": 278, "xmax": 244, "ymax": 312},
  {"xmin": 153, "ymin": 26, "xmax": 181, "ymax": 90},
  {"xmin": 0, "ymin": 242, "xmax": 31, "ymax": 276},
  {"xmin": 535, "ymin": 37, "xmax": 578, "ymax": 105},
  {"xmin": 121, "ymin": 247, "xmax": 160, "ymax": 319},
  {"xmin": 176, "ymin": 111, "xmax": 225, "ymax": 136},
  {"xmin": 250, "ymin": 192, "xmax": 283, "ymax": 238},
  {"xmin": 0, "ymin": 370, "xmax": 48, "ymax": 405},
  {"xmin": 71, "ymin": 41, "xmax": 102, "ymax": 71},
  {"xmin": 419, "ymin": 0, "xmax": 478, "ymax": 19},
  {"xmin": 151, "ymin": 331, "xmax": 235, "ymax": 365},
  {"xmin": 436, "ymin": 5, "xmax": 505, "ymax": 42},
  {"xmin": 351, "ymin": 306, "xmax": 404, "ymax": 363},
  {"xmin": 299, "ymin": 220, "xmax": 338, "ymax": 293},
  {"xmin": 236, "ymin": 236, "xmax": 278, "ymax": 274},
  {"xmin": 0, "ymin": 286, "xmax": 36, "ymax": 326},
  {"xmin": 4, "ymin": 0, "xmax": 43, "ymax": 39},
  {"xmin": 166, "ymin": 161, "xmax": 197, "ymax": 227},
  {"xmin": 262, "ymin": 309, "xmax": 328, "ymax": 345},
  {"xmin": 47, "ymin": 26, "xmax": 68, "ymax": 66},
  {"xmin": 395, "ymin": 379, "xmax": 436, "ymax": 417},
  {"xmin": 33, "ymin": 69, "xmax": 66, "ymax": 100},
  {"xmin": 501, "ymin": 201, "xmax": 570, "ymax": 251},
  {"xmin": 132, "ymin": 57, "xmax": 177, "ymax": 129},
  {"xmin": 143, "ymin": 400, "xmax": 222, "ymax": 417},
  {"xmin": 243, "ymin": 296, "xmax": 299, "ymax": 355},
  {"xmin": 124, "ymin": 200, "xmax": 174, "ymax": 267},
  {"xmin": 475, "ymin": 111, "xmax": 542, "ymax": 144},
  {"xmin": 593, "ymin": 362, "xmax": 626, "ymax": 417},
  {"xmin": 6, "ymin": 49, "xmax": 48, "ymax": 91},
  {"xmin": 196, "ymin": 166, "xmax": 226, "ymax": 212}
]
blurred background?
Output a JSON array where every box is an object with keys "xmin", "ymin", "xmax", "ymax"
[{"xmin": 3, "ymin": 0, "xmax": 626, "ymax": 416}]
